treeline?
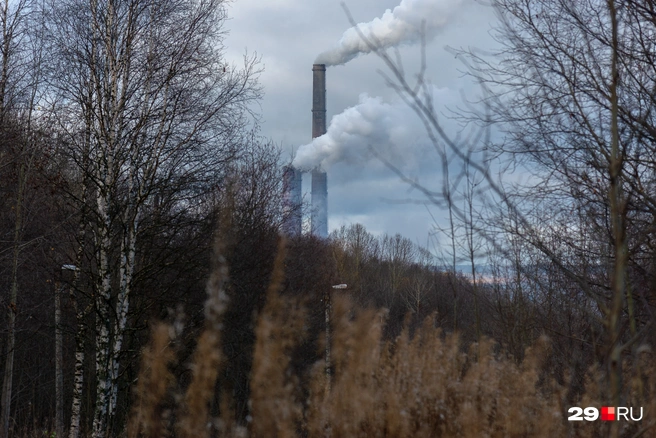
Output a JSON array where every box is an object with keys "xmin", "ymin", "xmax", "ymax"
[
  {"xmin": 0, "ymin": 0, "xmax": 265, "ymax": 437},
  {"xmin": 327, "ymin": 223, "xmax": 616, "ymax": 396}
]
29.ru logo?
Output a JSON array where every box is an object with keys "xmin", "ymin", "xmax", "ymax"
[{"xmin": 568, "ymin": 407, "xmax": 643, "ymax": 421}]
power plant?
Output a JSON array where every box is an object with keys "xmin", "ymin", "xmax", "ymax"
[{"xmin": 283, "ymin": 64, "xmax": 329, "ymax": 238}]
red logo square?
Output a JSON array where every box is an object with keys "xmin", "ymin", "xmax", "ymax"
[{"xmin": 601, "ymin": 406, "xmax": 615, "ymax": 421}]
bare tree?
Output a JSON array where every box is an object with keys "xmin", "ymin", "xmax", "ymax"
[
  {"xmin": 380, "ymin": 233, "xmax": 416, "ymax": 308},
  {"xmin": 460, "ymin": 157, "xmax": 486, "ymax": 340},
  {"xmin": 44, "ymin": 0, "xmax": 261, "ymax": 435},
  {"xmin": 402, "ymin": 246, "xmax": 433, "ymax": 317},
  {"xmin": 343, "ymin": 0, "xmax": 655, "ymax": 410},
  {"xmin": 330, "ymin": 223, "xmax": 380, "ymax": 303},
  {"xmin": 0, "ymin": 1, "xmax": 50, "ymax": 436},
  {"xmin": 465, "ymin": 0, "xmax": 655, "ymax": 415}
]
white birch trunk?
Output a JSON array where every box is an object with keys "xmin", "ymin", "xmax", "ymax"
[
  {"xmin": 90, "ymin": 0, "xmax": 121, "ymax": 433},
  {"xmin": 55, "ymin": 280, "xmax": 64, "ymax": 438},
  {"xmin": 68, "ymin": 76, "xmax": 93, "ymax": 438},
  {"xmin": 107, "ymin": 213, "xmax": 138, "ymax": 419},
  {"xmin": 68, "ymin": 318, "xmax": 87, "ymax": 438},
  {"xmin": 91, "ymin": 185, "xmax": 114, "ymax": 438},
  {"xmin": 67, "ymin": 263, "xmax": 90, "ymax": 438}
]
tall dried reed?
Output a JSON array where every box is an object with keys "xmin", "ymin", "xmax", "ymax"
[
  {"xmin": 127, "ymin": 323, "xmax": 175, "ymax": 438},
  {"xmin": 301, "ymin": 297, "xmax": 563, "ymax": 437},
  {"xmin": 250, "ymin": 238, "xmax": 306, "ymax": 437},
  {"xmin": 128, "ymin": 239, "xmax": 656, "ymax": 437},
  {"xmin": 175, "ymin": 228, "xmax": 231, "ymax": 438},
  {"xmin": 129, "ymin": 222, "xmax": 232, "ymax": 438}
]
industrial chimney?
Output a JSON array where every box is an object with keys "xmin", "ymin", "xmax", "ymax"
[
  {"xmin": 282, "ymin": 164, "xmax": 302, "ymax": 236},
  {"xmin": 311, "ymin": 64, "xmax": 328, "ymax": 238}
]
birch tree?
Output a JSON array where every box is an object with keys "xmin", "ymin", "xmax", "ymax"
[
  {"xmin": 402, "ymin": 246, "xmax": 433, "ymax": 317},
  {"xmin": 46, "ymin": 0, "xmax": 261, "ymax": 436}
]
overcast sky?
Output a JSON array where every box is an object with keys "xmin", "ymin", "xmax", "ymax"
[{"xmin": 223, "ymin": 0, "xmax": 500, "ymax": 251}]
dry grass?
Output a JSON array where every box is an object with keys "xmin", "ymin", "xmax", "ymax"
[
  {"xmin": 302, "ymin": 298, "xmax": 564, "ymax": 437},
  {"xmin": 128, "ymin": 240, "xmax": 656, "ymax": 438},
  {"xmin": 250, "ymin": 239, "xmax": 306, "ymax": 437},
  {"xmin": 127, "ymin": 323, "xmax": 176, "ymax": 438}
]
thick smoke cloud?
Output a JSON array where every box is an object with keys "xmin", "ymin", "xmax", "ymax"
[
  {"xmin": 316, "ymin": 0, "xmax": 465, "ymax": 66},
  {"xmin": 293, "ymin": 93, "xmax": 435, "ymax": 171}
]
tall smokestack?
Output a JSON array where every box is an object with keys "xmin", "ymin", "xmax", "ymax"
[
  {"xmin": 312, "ymin": 64, "xmax": 326, "ymax": 138},
  {"xmin": 282, "ymin": 165, "xmax": 302, "ymax": 236},
  {"xmin": 311, "ymin": 64, "xmax": 328, "ymax": 238},
  {"xmin": 311, "ymin": 169, "xmax": 327, "ymax": 237}
]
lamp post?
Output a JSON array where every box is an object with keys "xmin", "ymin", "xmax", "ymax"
[{"xmin": 325, "ymin": 284, "xmax": 347, "ymax": 393}]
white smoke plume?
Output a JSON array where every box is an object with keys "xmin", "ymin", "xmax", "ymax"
[
  {"xmin": 316, "ymin": 0, "xmax": 465, "ymax": 66},
  {"xmin": 293, "ymin": 93, "xmax": 430, "ymax": 171}
]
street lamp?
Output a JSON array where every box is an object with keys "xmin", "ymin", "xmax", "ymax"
[{"xmin": 325, "ymin": 283, "xmax": 347, "ymax": 393}]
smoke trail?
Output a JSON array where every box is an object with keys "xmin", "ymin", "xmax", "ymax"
[
  {"xmin": 316, "ymin": 0, "xmax": 465, "ymax": 66},
  {"xmin": 293, "ymin": 93, "xmax": 435, "ymax": 171}
]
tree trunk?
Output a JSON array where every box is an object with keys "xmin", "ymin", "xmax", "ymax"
[
  {"xmin": 107, "ymin": 217, "xmax": 138, "ymax": 421},
  {"xmin": 68, "ymin": 55, "xmax": 96, "ymax": 438},
  {"xmin": 92, "ymin": 193, "xmax": 113, "ymax": 438},
  {"xmin": 55, "ymin": 279, "xmax": 64, "ymax": 438},
  {"xmin": 0, "ymin": 163, "xmax": 24, "ymax": 438},
  {"xmin": 68, "ymin": 315, "xmax": 88, "ymax": 438},
  {"xmin": 67, "ymin": 219, "xmax": 90, "ymax": 438},
  {"xmin": 606, "ymin": 2, "xmax": 626, "ymax": 437}
]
